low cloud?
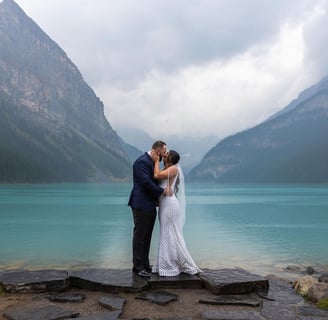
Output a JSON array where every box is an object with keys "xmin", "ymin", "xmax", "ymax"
[
  {"xmin": 99, "ymin": 22, "xmax": 314, "ymax": 138},
  {"xmin": 14, "ymin": 0, "xmax": 328, "ymax": 139}
]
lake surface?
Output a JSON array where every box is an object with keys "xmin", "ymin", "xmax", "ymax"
[{"xmin": 0, "ymin": 183, "xmax": 327, "ymax": 277}]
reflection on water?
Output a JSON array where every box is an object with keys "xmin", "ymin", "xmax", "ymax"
[{"xmin": 1, "ymin": 183, "xmax": 328, "ymax": 276}]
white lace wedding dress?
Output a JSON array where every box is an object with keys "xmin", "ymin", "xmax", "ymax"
[{"xmin": 152, "ymin": 165, "xmax": 202, "ymax": 276}]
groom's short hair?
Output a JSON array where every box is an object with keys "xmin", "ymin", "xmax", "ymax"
[{"xmin": 152, "ymin": 140, "xmax": 166, "ymax": 149}]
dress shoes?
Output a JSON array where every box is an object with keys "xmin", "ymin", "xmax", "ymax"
[
  {"xmin": 136, "ymin": 269, "xmax": 151, "ymax": 278},
  {"xmin": 145, "ymin": 265, "xmax": 153, "ymax": 273}
]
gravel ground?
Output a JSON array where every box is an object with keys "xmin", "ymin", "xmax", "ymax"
[{"xmin": 0, "ymin": 288, "xmax": 254, "ymax": 320}]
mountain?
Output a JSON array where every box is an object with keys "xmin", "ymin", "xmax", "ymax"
[
  {"xmin": 267, "ymin": 76, "xmax": 328, "ymax": 121},
  {"xmin": 116, "ymin": 127, "xmax": 155, "ymax": 153},
  {"xmin": 188, "ymin": 76, "xmax": 328, "ymax": 183},
  {"xmin": 165, "ymin": 134, "xmax": 219, "ymax": 174},
  {"xmin": 0, "ymin": 0, "xmax": 131, "ymax": 183},
  {"xmin": 118, "ymin": 136, "xmax": 143, "ymax": 163},
  {"xmin": 117, "ymin": 126, "xmax": 219, "ymax": 174}
]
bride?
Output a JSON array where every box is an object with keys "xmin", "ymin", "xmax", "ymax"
[{"xmin": 151, "ymin": 149, "xmax": 202, "ymax": 276}]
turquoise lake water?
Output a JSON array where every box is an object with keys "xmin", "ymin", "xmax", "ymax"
[{"xmin": 0, "ymin": 183, "xmax": 327, "ymax": 276}]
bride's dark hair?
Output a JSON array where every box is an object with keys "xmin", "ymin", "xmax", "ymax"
[
  {"xmin": 168, "ymin": 150, "xmax": 180, "ymax": 194},
  {"xmin": 169, "ymin": 150, "xmax": 180, "ymax": 165}
]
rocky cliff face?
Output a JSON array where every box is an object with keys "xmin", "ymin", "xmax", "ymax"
[
  {"xmin": 188, "ymin": 76, "xmax": 328, "ymax": 183},
  {"xmin": 0, "ymin": 0, "xmax": 131, "ymax": 182}
]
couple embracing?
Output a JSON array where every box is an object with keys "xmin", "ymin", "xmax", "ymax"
[{"xmin": 128, "ymin": 140, "xmax": 201, "ymax": 278}]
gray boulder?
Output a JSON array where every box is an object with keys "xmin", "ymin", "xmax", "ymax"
[
  {"xmin": 319, "ymin": 273, "xmax": 328, "ymax": 283},
  {"xmin": 307, "ymin": 282, "xmax": 328, "ymax": 302}
]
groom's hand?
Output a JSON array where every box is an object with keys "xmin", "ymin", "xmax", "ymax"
[{"xmin": 150, "ymin": 149, "xmax": 160, "ymax": 162}]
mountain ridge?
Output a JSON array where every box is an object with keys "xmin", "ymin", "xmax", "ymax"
[
  {"xmin": 188, "ymin": 76, "xmax": 328, "ymax": 183},
  {"xmin": 0, "ymin": 0, "xmax": 131, "ymax": 183}
]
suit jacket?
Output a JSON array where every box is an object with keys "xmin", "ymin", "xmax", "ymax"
[{"xmin": 128, "ymin": 152, "xmax": 164, "ymax": 212}]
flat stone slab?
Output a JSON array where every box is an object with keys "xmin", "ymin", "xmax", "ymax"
[
  {"xmin": 135, "ymin": 290, "xmax": 178, "ymax": 306},
  {"xmin": 1, "ymin": 269, "xmax": 69, "ymax": 293},
  {"xmin": 3, "ymin": 305, "xmax": 79, "ymax": 320},
  {"xmin": 201, "ymin": 310, "xmax": 265, "ymax": 320},
  {"xmin": 200, "ymin": 268, "xmax": 269, "ymax": 295},
  {"xmin": 148, "ymin": 273, "xmax": 202, "ymax": 289},
  {"xmin": 199, "ymin": 294, "xmax": 262, "ymax": 307},
  {"xmin": 297, "ymin": 305, "xmax": 328, "ymax": 318},
  {"xmin": 160, "ymin": 318, "xmax": 192, "ymax": 320},
  {"xmin": 98, "ymin": 295, "xmax": 126, "ymax": 310},
  {"xmin": 69, "ymin": 269, "xmax": 148, "ymax": 293},
  {"xmin": 77, "ymin": 310, "xmax": 122, "ymax": 320},
  {"xmin": 260, "ymin": 277, "xmax": 304, "ymax": 319},
  {"xmin": 49, "ymin": 292, "xmax": 86, "ymax": 303}
]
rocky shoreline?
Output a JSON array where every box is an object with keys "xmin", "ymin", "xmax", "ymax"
[{"xmin": 0, "ymin": 267, "xmax": 328, "ymax": 320}]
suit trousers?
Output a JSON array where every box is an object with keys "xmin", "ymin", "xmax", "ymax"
[{"xmin": 132, "ymin": 208, "xmax": 157, "ymax": 273}]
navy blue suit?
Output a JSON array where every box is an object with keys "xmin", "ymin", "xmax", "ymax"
[{"xmin": 128, "ymin": 152, "xmax": 164, "ymax": 273}]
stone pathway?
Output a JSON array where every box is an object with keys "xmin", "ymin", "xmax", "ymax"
[{"xmin": 1, "ymin": 268, "xmax": 328, "ymax": 320}]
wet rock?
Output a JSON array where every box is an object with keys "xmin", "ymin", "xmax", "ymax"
[
  {"xmin": 201, "ymin": 310, "xmax": 264, "ymax": 320},
  {"xmin": 286, "ymin": 265, "xmax": 302, "ymax": 273},
  {"xmin": 3, "ymin": 305, "xmax": 79, "ymax": 320},
  {"xmin": 260, "ymin": 277, "xmax": 304, "ymax": 320},
  {"xmin": 307, "ymin": 282, "xmax": 328, "ymax": 302},
  {"xmin": 77, "ymin": 310, "xmax": 122, "ymax": 320},
  {"xmin": 199, "ymin": 294, "xmax": 262, "ymax": 307},
  {"xmin": 135, "ymin": 290, "xmax": 178, "ymax": 306},
  {"xmin": 160, "ymin": 318, "xmax": 192, "ymax": 320},
  {"xmin": 306, "ymin": 266, "xmax": 315, "ymax": 275},
  {"xmin": 2, "ymin": 267, "xmax": 327, "ymax": 320},
  {"xmin": 1, "ymin": 269, "xmax": 69, "ymax": 293},
  {"xmin": 319, "ymin": 273, "xmax": 328, "ymax": 283},
  {"xmin": 297, "ymin": 305, "xmax": 328, "ymax": 317},
  {"xmin": 148, "ymin": 273, "xmax": 202, "ymax": 289},
  {"xmin": 98, "ymin": 295, "xmax": 126, "ymax": 310},
  {"xmin": 260, "ymin": 300, "xmax": 296, "ymax": 320},
  {"xmin": 69, "ymin": 269, "xmax": 148, "ymax": 293},
  {"xmin": 49, "ymin": 292, "xmax": 86, "ymax": 302},
  {"xmin": 199, "ymin": 268, "xmax": 269, "ymax": 295}
]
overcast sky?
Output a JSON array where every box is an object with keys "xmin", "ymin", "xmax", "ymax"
[{"xmin": 12, "ymin": 0, "xmax": 328, "ymax": 140}]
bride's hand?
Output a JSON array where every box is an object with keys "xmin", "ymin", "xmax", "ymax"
[{"xmin": 163, "ymin": 186, "xmax": 173, "ymax": 197}]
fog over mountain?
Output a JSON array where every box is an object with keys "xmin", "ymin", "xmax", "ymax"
[
  {"xmin": 188, "ymin": 76, "xmax": 328, "ymax": 183},
  {"xmin": 117, "ymin": 127, "xmax": 218, "ymax": 174},
  {"xmin": 12, "ymin": 0, "xmax": 328, "ymax": 141}
]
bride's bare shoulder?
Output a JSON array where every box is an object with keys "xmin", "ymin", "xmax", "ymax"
[{"xmin": 168, "ymin": 165, "xmax": 178, "ymax": 176}]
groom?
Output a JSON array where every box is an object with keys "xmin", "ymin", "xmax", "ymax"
[{"xmin": 128, "ymin": 140, "xmax": 172, "ymax": 278}]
